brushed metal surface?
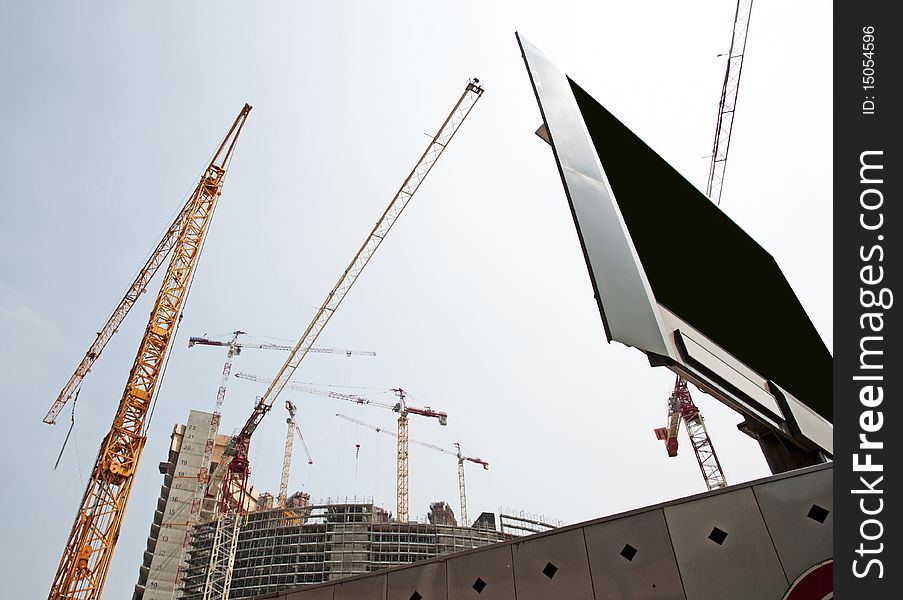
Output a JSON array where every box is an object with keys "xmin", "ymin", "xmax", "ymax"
[
  {"xmin": 333, "ymin": 572, "xmax": 387, "ymax": 600},
  {"xmin": 510, "ymin": 528, "xmax": 595, "ymax": 600},
  {"xmin": 769, "ymin": 382, "xmax": 833, "ymax": 454},
  {"xmin": 518, "ymin": 33, "xmax": 670, "ymax": 357},
  {"xmin": 447, "ymin": 545, "xmax": 516, "ymax": 600},
  {"xmin": 753, "ymin": 466, "xmax": 833, "ymax": 582},
  {"xmin": 664, "ymin": 487, "xmax": 788, "ymax": 600},
  {"xmin": 281, "ymin": 584, "xmax": 336, "ymax": 600},
  {"xmin": 584, "ymin": 509, "xmax": 685, "ymax": 599},
  {"xmin": 387, "ymin": 561, "xmax": 447, "ymax": 600}
]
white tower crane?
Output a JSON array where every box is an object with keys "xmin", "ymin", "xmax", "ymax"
[
  {"xmin": 199, "ymin": 79, "xmax": 482, "ymax": 600},
  {"xmin": 235, "ymin": 372, "xmax": 448, "ymax": 522}
]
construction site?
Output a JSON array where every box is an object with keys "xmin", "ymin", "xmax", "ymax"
[
  {"xmin": 5, "ymin": 2, "xmax": 835, "ymax": 600},
  {"xmin": 132, "ymin": 409, "xmax": 520, "ymax": 599}
]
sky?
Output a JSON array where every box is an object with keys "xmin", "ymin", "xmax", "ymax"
[{"xmin": 0, "ymin": 1, "xmax": 831, "ymax": 598}]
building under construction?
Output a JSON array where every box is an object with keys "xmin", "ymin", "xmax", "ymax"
[
  {"xmin": 134, "ymin": 411, "xmax": 260, "ymax": 600},
  {"xmin": 134, "ymin": 411, "xmax": 512, "ymax": 600},
  {"xmin": 180, "ymin": 500, "xmax": 510, "ymax": 599}
]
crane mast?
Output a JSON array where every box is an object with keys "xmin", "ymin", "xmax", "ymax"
[
  {"xmin": 457, "ymin": 450, "xmax": 467, "ymax": 526},
  {"xmin": 391, "ymin": 388, "xmax": 449, "ymax": 522},
  {"xmin": 394, "ymin": 389, "xmax": 411, "ymax": 522},
  {"xmin": 233, "ymin": 372, "xmax": 391, "ymax": 408},
  {"xmin": 660, "ymin": 376, "xmax": 727, "ymax": 490},
  {"xmin": 48, "ymin": 103, "xmax": 251, "ymax": 600},
  {"xmin": 279, "ymin": 400, "xmax": 313, "ymax": 507},
  {"xmin": 455, "ymin": 442, "xmax": 488, "ymax": 527},
  {"xmin": 174, "ymin": 329, "xmax": 242, "ymax": 589}
]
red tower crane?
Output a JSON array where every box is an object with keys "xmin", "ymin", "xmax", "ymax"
[
  {"xmin": 234, "ymin": 372, "xmax": 448, "ymax": 521},
  {"xmin": 655, "ymin": 0, "xmax": 753, "ymax": 491},
  {"xmin": 655, "ymin": 376, "xmax": 727, "ymax": 490}
]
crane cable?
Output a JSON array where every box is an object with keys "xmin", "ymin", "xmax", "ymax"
[{"xmin": 53, "ymin": 389, "xmax": 85, "ymax": 486}]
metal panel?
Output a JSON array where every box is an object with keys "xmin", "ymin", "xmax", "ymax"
[
  {"xmin": 447, "ymin": 545, "xmax": 516, "ymax": 600},
  {"xmin": 333, "ymin": 573, "xmax": 387, "ymax": 600},
  {"xmin": 510, "ymin": 528, "xmax": 595, "ymax": 600},
  {"xmin": 517, "ymin": 33, "xmax": 671, "ymax": 357},
  {"xmin": 664, "ymin": 487, "xmax": 788, "ymax": 600},
  {"xmin": 517, "ymin": 33, "xmax": 831, "ymax": 453},
  {"xmin": 753, "ymin": 466, "xmax": 833, "ymax": 582},
  {"xmin": 281, "ymin": 584, "xmax": 336, "ymax": 600},
  {"xmin": 768, "ymin": 382, "xmax": 833, "ymax": 454},
  {"xmin": 677, "ymin": 330, "xmax": 784, "ymax": 418},
  {"xmin": 583, "ymin": 509, "xmax": 685, "ymax": 599},
  {"xmin": 387, "ymin": 561, "xmax": 447, "ymax": 600}
]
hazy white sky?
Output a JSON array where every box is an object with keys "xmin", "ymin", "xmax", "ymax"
[{"xmin": 0, "ymin": 1, "xmax": 831, "ymax": 598}]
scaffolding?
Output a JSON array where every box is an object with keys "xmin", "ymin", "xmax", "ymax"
[
  {"xmin": 179, "ymin": 500, "xmax": 510, "ymax": 599},
  {"xmin": 498, "ymin": 510, "xmax": 563, "ymax": 536}
]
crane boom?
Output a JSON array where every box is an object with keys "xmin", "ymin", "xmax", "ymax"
[
  {"xmin": 254, "ymin": 79, "xmax": 483, "ymax": 414},
  {"xmin": 48, "ymin": 103, "xmax": 251, "ymax": 600},
  {"xmin": 705, "ymin": 0, "xmax": 754, "ymax": 204},
  {"xmin": 188, "ymin": 335, "xmax": 377, "ymax": 356},
  {"xmin": 233, "ymin": 371, "xmax": 396, "ymax": 410},
  {"xmin": 44, "ymin": 186, "xmax": 200, "ymax": 424},
  {"xmin": 335, "ymin": 414, "xmax": 450, "ymax": 454}
]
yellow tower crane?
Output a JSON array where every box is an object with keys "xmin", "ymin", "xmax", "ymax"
[
  {"xmin": 335, "ymin": 414, "xmax": 488, "ymax": 526},
  {"xmin": 47, "ymin": 104, "xmax": 251, "ymax": 600}
]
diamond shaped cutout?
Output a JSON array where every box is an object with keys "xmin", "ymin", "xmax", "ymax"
[
  {"xmin": 542, "ymin": 561, "xmax": 558, "ymax": 579},
  {"xmin": 708, "ymin": 527, "xmax": 728, "ymax": 545},
  {"xmin": 620, "ymin": 544, "xmax": 638, "ymax": 561},
  {"xmin": 807, "ymin": 504, "xmax": 829, "ymax": 523},
  {"xmin": 472, "ymin": 577, "xmax": 487, "ymax": 593},
  {"xmin": 410, "ymin": 593, "xmax": 422, "ymax": 600}
]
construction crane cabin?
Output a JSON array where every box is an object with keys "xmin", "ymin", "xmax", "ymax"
[{"xmin": 47, "ymin": 104, "xmax": 251, "ymax": 600}]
